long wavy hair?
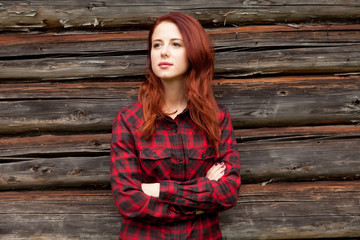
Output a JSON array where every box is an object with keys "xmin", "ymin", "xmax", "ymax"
[{"xmin": 138, "ymin": 12, "xmax": 220, "ymax": 156}]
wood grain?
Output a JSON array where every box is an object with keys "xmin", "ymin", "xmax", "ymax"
[
  {"xmin": 1, "ymin": 2, "xmax": 360, "ymax": 240},
  {"xmin": 1, "ymin": 181, "xmax": 359, "ymax": 239},
  {"xmin": 1, "ymin": 25, "xmax": 360, "ymax": 79},
  {"xmin": 0, "ymin": 75, "xmax": 359, "ymax": 134},
  {"xmin": 1, "ymin": 125, "xmax": 359, "ymax": 189},
  {"xmin": 1, "ymin": 0, "xmax": 360, "ymax": 31}
]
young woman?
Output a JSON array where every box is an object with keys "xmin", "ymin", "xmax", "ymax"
[{"xmin": 110, "ymin": 12, "xmax": 241, "ymax": 240}]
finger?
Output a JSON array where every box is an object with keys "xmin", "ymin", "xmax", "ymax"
[
  {"xmin": 211, "ymin": 163, "xmax": 226, "ymax": 180},
  {"xmin": 207, "ymin": 163, "xmax": 226, "ymax": 180},
  {"xmin": 206, "ymin": 163, "xmax": 223, "ymax": 177},
  {"xmin": 210, "ymin": 169, "xmax": 225, "ymax": 181}
]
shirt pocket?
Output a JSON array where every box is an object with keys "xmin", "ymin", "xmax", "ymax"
[
  {"xmin": 139, "ymin": 148, "xmax": 172, "ymax": 182},
  {"xmin": 187, "ymin": 146, "xmax": 216, "ymax": 179}
]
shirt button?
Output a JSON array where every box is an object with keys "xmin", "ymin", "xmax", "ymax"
[
  {"xmin": 152, "ymin": 152, "xmax": 157, "ymax": 157},
  {"xmin": 201, "ymin": 153, "xmax": 206, "ymax": 159},
  {"xmin": 179, "ymin": 160, "xmax": 183, "ymax": 164},
  {"xmin": 173, "ymin": 128, "xmax": 177, "ymax": 133}
]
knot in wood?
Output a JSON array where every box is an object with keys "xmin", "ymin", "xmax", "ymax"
[
  {"xmin": 352, "ymin": 98, "xmax": 360, "ymax": 105},
  {"xmin": 92, "ymin": 140, "xmax": 101, "ymax": 146},
  {"xmin": 7, "ymin": 176, "xmax": 18, "ymax": 183},
  {"xmin": 73, "ymin": 109, "xmax": 87, "ymax": 119},
  {"xmin": 68, "ymin": 168, "xmax": 83, "ymax": 176},
  {"xmin": 88, "ymin": 1, "xmax": 106, "ymax": 10},
  {"xmin": 277, "ymin": 90, "xmax": 288, "ymax": 96},
  {"xmin": 31, "ymin": 165, "xmax": 52, "ymax": 175}
]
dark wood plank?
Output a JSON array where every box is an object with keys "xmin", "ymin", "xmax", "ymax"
[
  {"xmin": 1, "ymin": 125, "xmax": 359, "ymax": 189},
  {"xmin": 0, "ymin": 76, "xmax": 359, "ymax": 134},
  {"xmin": 1, "ymin": 181, "xmax": 359, "ymax": 239},
  {"xmin": 1, "ymin": 25, "xmax": 359, "ymax": 58},
  {"xmin": 0, "ymin": 134, "xmax": 109, "ymax": 160},
  {"xmin": 0, "ymin": 190, "xmax": 119, "ymax": 240},
  {"xmin": 1, "ymin": 25, "xmax": 360, "ymax": 79},
  {"xmin": 220, "ymin": 181, "xmax": 360, "ymax": 239},
  {"xmin": 1, "ymin": 0, "xmax": 360, "ymax": 31},
  {"xmin": 3, "ymin": 45, "xmax": 358, "ymax": 79},
  {"xmin": 0, "ymin": 156, "xmax": 110, "ymax": 189}
]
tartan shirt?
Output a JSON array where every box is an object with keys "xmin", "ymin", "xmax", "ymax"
[{"xmin": 110, "ymin": 101, "xmax": 241, "ymax": 240}]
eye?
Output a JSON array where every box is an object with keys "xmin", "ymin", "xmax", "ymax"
[
  {"xmin": 172, "ymin": 42, "xmax": 182, "ymax": 47},
  {"xmin": 152, "ymin": 43, "xmax": 161, "ymax": 49}
]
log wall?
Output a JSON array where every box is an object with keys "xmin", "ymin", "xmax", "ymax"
[{"xmin": 1, "ymin": 1, "xmax": 360, "ymax": 239}]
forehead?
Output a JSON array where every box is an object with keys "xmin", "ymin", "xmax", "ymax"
[{"xmin": 152, "ymin": 21, "xmax": 183, "ymax": 41}]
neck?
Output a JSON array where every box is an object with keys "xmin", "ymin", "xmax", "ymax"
[{"xmin": 161, "ymin": 78, "xmax": 187, "ymax": 115}]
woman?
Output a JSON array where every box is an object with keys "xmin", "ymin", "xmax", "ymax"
[{"xmin": 110, "ymin": 12, "xmax": 241, "ymax": 240}]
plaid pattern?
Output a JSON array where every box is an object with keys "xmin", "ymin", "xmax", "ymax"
[{"xmin": 110, "ymin": 101, "xmax": 241, "ymax": 240}]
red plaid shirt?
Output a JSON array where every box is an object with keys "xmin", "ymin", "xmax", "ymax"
[{"xmin": 110, "ymin": 101, "xmax": 241, "ymax": 240}]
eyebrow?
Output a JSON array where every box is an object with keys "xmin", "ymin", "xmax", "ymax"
[{"xmin": 152, "ymin": 38, "xmax": 183, "ymax": 42}]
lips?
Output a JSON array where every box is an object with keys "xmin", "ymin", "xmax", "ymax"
[{"xmin": 158, "ymin": 62, "xmax": 173, "ymax": 69}]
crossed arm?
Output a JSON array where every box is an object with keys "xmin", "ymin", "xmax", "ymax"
[
  {"xmin": 111, "ymin": 107, "xmax": 240, "ymax": 222},
  {"xmin": 141, "ymin": 161, "xmax": 226, "ymax": 197},
  {"xmin": 141, "ymin": 162, "xmax": 226, "ymax": 215}
]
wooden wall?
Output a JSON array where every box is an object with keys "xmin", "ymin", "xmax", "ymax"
[{"xmin": 1, "ymin": 1, "xmax": 360, "ymax": 239}]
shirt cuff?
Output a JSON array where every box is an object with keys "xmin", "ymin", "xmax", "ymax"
[{"xmin": 159, "ymin": 180, "xmax": 179, "ymax": 203}]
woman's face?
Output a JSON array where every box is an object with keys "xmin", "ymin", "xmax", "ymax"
[{"xmin": 151, "ymin": 21, "xmax": 189, "ymax": 82}]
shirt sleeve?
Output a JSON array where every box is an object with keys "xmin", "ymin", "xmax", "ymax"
[
  {"xmin": 110, "ymin": 110, "xmax": 196, "ymax": 223},
  {"xmin": 158, "ymin": 106, "xmax": 241, "ymax": 212}
]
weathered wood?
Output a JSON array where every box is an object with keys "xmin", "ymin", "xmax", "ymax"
[
  {"xmin": 0, "ymin": 75, "xmax": 359, "ymax": 134},
  {"xmin": 0, "ymin": 2, "xmax": 358, "ymax": 240},
  {"xmin": 0, "ymin": 190, "xmax": 119, "ymax": 240},
  {"xmin": 1, "ymin": 181, "xmax": 360, "ymax": 239},
  {"xmin": 1, "ymin": 125, "xmax": 359, "ymax": 189},
  {"xmin": 220, "ymin": 181, "xmax": 360, "ymax": 240},
  {"xmin": 0, "ymin": 134, "xmax": 109, "ymax": 160},
  {"xmin": 238, "ymin": 128, "xmax": 360, "ymax": 183},
  {"xmin": 1, "ymin": 0, "xmax": 360, "ymax": 31},
  {"xmin": 2, "ymin": 25, "xmax": 360, "ymax": 58},
  {"xmin": 0, "ymin": 156, "xmax": 110, "ymax": 189},
  {"xmin": 1, "ymin": 25, "xmax": 360, "ymax": 79}
]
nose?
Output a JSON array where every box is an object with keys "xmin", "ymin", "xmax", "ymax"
[{"xmin": 161, "ymin": 44, "xmax": 169, "ymax": 57}]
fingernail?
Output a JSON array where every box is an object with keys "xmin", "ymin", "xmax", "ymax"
[
  {"xmin": 221, "ymin": 165, "xmax": 225, "ymax": 168},
  {"xmin": 215, "ymin": 162, "xmax": 219, "ymax": 166},
  {"xmin": 220, "ymin": 162, "xmax": 225, "ymax": 165}
]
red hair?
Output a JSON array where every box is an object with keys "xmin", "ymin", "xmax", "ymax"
[{"xmin": 138, "ymin": 12, "xmax": 220, "ymax": 156}]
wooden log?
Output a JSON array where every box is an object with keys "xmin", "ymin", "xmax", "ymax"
[
  {"xmin": 1, "ymin": 25, "xmax": 360, "ymax": 79},
  {"xmin": 0, "ymin": 156, "xmax": 110, "ymax": 189},
  {"xmin": 1, "ymin": 45, "xmax": 359, "ymax": 79},
  {"xmin": 2, "ymin": 25, "xmax": 360, "ymax": 58},
  {"xmin": 0, "ymin": 190, "xmax": 119, "ymax": 240},
  {"xmin": 237, "ymin": 126, "xmax": 360, "ymax": 183},
  {"xmin": 1, "ymin": 125, "xmax": 359, "ymax": 189},
  {"xmin": 220, "ymin": 181, "xmax": 360, "ymax": 240},
  {"xmin": 0, "ymin": 75, "xmax": 359, "ymax": 134},
  {"xmin": 0, "ymin": 134, "xmax": 109, "ymax": 161},
  {"xmin": 1, "ymin": 0, "xmax": 360, "ymax": 31},
  {"xmin": 1, "ymin": 181, "xmax": 360, "ymax": 239}
]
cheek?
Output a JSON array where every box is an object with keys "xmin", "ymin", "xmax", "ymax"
[
  {"xmin": 150, "ymin": 52, "xmax": 158, "ymax": 72},
  {"xmin": 180, "ymin": 54, "xmax": 189, "ymax": 71},
  {"xmin": 150, "ymin": 51, "xmax": 156, "ymax": 64},
  {"xmin": 173, "ymin": 50, "xmax": 188, "ymax": 70}
]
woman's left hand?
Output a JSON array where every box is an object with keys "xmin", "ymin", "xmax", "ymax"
[
  {"xmin": 206, "ymin": 162, "xmax": 226, "ymax": 181},
  {"xmin": 141, "ymin": 183, "xmax": 160, "ymax": 198}
]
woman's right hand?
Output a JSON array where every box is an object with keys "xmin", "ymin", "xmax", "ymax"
[{"xmin": 205, "ymin": 162, "xmax": 226, "ymax": 181}]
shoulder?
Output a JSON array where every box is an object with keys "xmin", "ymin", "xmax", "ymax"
[
  {"xmin": 216, "ymin": 102, "xmax": 231, "ymax": 122},
  {"xmin": 114, "ymin": 101, "xmax": 143, "ymax": 128}
]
